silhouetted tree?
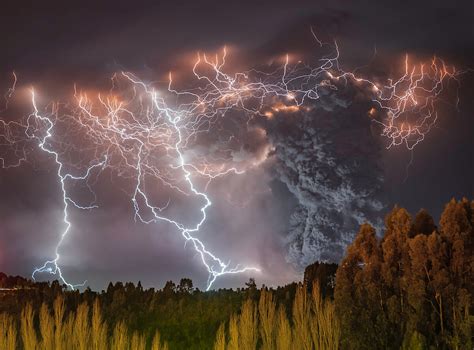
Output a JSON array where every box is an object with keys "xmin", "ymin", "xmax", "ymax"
[
  {"xmin": 335, "ymin": 199, "xmax": 474, "ymax": 349},
  {"xmin": 381, "ymin": 207, "xmax": 412, "ymax": 346},
  {"xmin": 162, "ymin": 281, "xmax": 176, "ymax": 296},
  {"xmin": 178, "ymin": 278, "xmax": 194, "ymax": 293},
  {"xmin": 335, "ymin": 223, "xmax": 390, "ymax": 349},
  {"xmin": 412, "ymin": 208, "xmax": 436, "ymax": 236},
  {"xmin": 303, "ymin": 261, "xmax": 338, "ymax": 297}
]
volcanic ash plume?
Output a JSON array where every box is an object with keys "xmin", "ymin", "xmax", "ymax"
[{"xmin": 262, "ymin": 84, "xmax": 385, "ymax": 269}]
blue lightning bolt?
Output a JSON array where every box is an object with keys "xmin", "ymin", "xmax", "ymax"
[{"xmin": 0, "ymin": 36, "xmax": 460, "ymax": 291}]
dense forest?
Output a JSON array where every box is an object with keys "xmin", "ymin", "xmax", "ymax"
[{"xmin": 0, "ymin": 198, "xmax": 472, "ymax": 349}]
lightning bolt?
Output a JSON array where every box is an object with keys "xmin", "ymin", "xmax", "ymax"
[
  {"xmin": 27, "ymin": 75, "xmax": 261, "ymax": 291},
  {"xmin": 121, "ymin": 73, "xmax": 260, "ymax": 289},
  {"xmin": 0, "ymin": 35, "xmax": 461, "ymax": 290},
  {"xmin": 28, "ymin": 91, "xmax": 108, "ymax": 289}
]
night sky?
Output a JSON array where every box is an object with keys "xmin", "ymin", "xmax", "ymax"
[{"xmin": 0, "ymin": 0, "xmax": 472, "ymax": 291}]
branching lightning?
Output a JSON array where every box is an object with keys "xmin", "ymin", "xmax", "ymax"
[
  {"xmin": 28, "ymin": 91, "xmax": 108, "ymax": 289},
  {"xmin": 0, "ymin": 37, "xmax": 460, "ymax": 290}
]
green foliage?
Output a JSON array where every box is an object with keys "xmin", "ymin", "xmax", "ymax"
[
  {"xmin": 402, "ymin": 330, "xmax": 427, "ymax": 350},
  {"xmin": 0, "ymin": 274, "xmax": 300, "ymax": 349},
  {"xmin": 0, "ymin": 198, "xmax": 470, "ymax": 349}
]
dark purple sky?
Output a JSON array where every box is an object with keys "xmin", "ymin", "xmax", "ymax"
[{"xmin": 0, "ymin": 0, "xmax": 472, "ymax": 291}]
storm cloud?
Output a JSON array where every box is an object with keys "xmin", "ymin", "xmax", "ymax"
[
  {"xmin": 0, "ymin": 0, "xmax": 472, "ymax": 291},
  {"xmin": 262, "ymin": 83, "xmax": 385, "ymax": 268}
]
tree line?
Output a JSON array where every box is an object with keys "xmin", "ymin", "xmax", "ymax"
[
  {"xmin": 0, "ymin": 198, "xmax": 471, "ymax": 349},
  {"xmin": 335, "ymin": 198, "xmax": 473, "ymax": 349}
]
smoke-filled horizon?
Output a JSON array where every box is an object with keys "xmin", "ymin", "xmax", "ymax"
[{"xmin": 0, "ymin": 0, "xmax": 472, "ymax": 291}]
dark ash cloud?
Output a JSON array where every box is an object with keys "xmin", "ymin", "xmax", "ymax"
[
  {"xmin": 256, "ymin": 82, "xmax": 385, "ymax": 269},
  {"xmin": 0, "ymin": 0, "xmax": 471, "ymax": 290}
]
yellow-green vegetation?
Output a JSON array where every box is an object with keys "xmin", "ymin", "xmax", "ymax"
[
  {"xmin": 215, "ymin": 285, "xmax": 340, "ymax": 350},
  {"xmin": 0, "ymin": 198, "xmax": 471, "ymax": 349},
  {"xmin": 0, "ymin": 297, "xmax": 168, "ymax": 350}
]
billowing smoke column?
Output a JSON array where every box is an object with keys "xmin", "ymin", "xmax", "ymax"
[
  {"xmin": 184, "ymin": 47, "xmax": 458, "ymax": 270},
  {"xmin": 261, "ymin": 83, "xmax": 385, "ymax": 268},
  {"xmin": 0, "ymin": 39, "xmax": 458, "ymax": 288}
]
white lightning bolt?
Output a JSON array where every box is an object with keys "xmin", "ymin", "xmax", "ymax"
[
  {"xmin": 29, "ymin": 91, "xmax": 108, "ymax": 289},
  {"xmin": 0, "ymin": 35, "xmax": 460, "ymax": 291}
]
